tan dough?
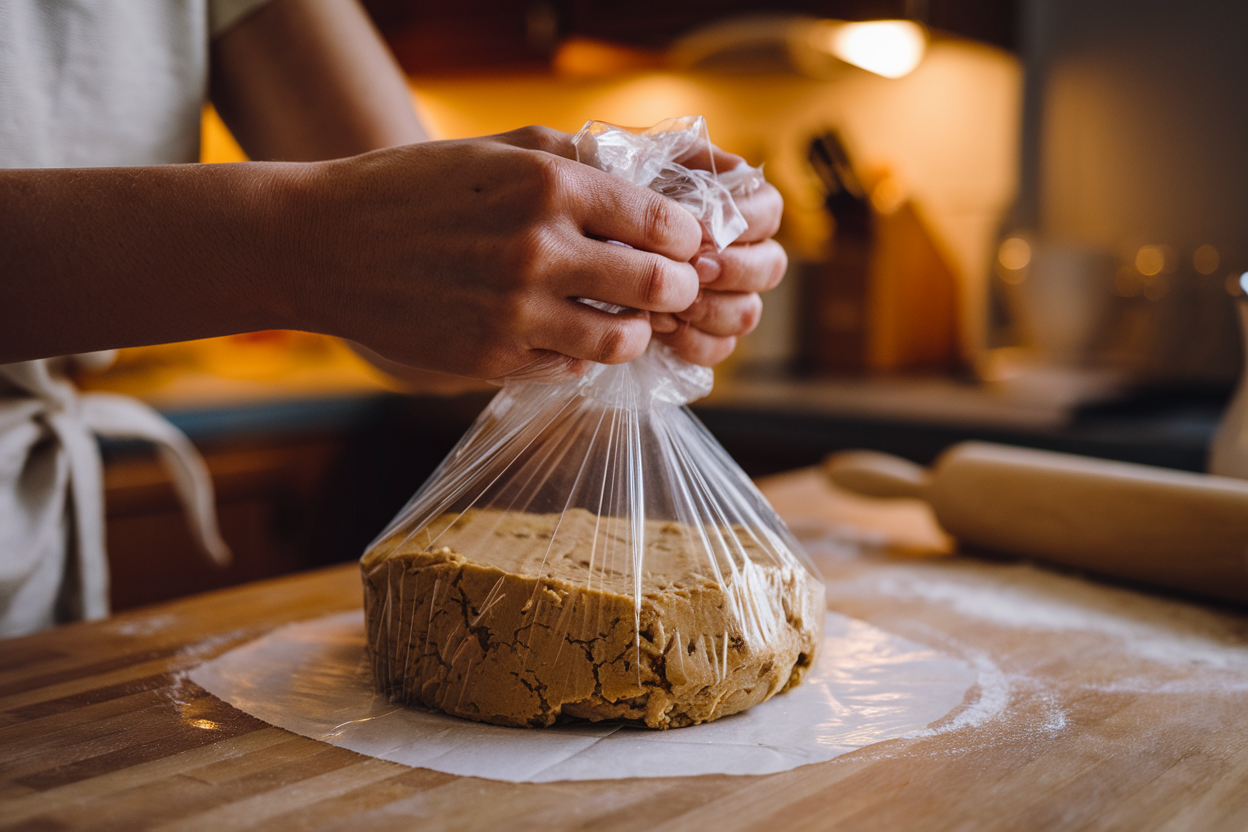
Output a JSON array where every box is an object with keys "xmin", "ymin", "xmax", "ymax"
[{"xmin": 361, "ymin": 508, "xmax": 823, "ymax": 729}]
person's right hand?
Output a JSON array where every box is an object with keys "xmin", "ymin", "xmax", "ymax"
[{"xmin": 291, "ymin": 126, "xmax": 704, "ymax": 381}]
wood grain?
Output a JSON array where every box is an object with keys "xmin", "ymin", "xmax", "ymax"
[{"xmin": 4, "ymin": 469, "xmax": 1248, "ymax": 830}]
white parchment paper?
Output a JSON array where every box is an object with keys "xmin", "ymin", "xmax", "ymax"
[{"xmin": 190, "ymin": 610, "xmax": 975, "ymax": 782}]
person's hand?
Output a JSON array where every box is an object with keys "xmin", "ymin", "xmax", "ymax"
[
  {"xmin": 294, "ymin": 126, "xmax": 703, "ymax": 381},
  {"xmin": 650, "ymin": 148, "xmax": 786, "ymax": 366}
]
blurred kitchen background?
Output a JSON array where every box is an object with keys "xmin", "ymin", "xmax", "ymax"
[{"xmin": 84, "ymin": 0, "xmax": 1248, "ymax": 608}]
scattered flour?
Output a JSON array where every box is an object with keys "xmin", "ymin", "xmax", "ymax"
[
  {"xmin": 826, "ymin": 557, "xmax": 1248, "ymax": 671},
  {"xmin": 109, "ymin": 613, "xmax": 178, "ymax": 637},
  {"xmin": 797, "ymin": 526, "xmax": 1248, "ymax": 755},
  {"xmin": 1040, "ymin": 692, "xmax": 1068, "ymax": 732},
  {"xmin": 903, "ymin": 650, "xmax": 1011, "ymax": 739}
]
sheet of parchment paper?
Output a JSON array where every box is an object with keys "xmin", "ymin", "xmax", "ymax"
[{"xmin": 189, "ymin": 611, "xmax": 975, "ymax": 783}]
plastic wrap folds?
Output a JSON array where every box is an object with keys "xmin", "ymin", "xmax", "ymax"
[{"xmin": 361, "ymin": 117, "xmax": 824, "ymax": 730}]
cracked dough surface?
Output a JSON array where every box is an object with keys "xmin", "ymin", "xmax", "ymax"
[{"xmin": 362, "ymin": 508, "xmax": 823, "ymax": 729}]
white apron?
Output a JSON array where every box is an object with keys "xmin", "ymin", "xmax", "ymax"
[
  {"xmin": 0, "ymin": 0, "xmax": 271, "ymax": 636},
  {"xmin": 0, "ymin": 358, "xmax": 229, "ymax": 637}
]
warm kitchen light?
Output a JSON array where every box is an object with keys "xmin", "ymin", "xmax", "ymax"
[
  {"xmin": 811, "ymin": 20, "xmax": 927, "ymax": 79},
  {"xmin": 1135, "ymin": 245, "xmax": 1165, "ymax": 276},
  {"xmin": 998, "ymin": 236, "xmax": 1031, "ymax": 271},
  {"xmin": 1194, "ymin": 244, "xmax": 1220, "ymax": 275},
  {"xmin": 870, "ymin": 175, "xmax": 906, "ymax": 214}
]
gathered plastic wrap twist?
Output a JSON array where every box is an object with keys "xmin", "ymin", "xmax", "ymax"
[{"xmin": 362, "ymin": 117, "xmax": 824, "ymax": 730}]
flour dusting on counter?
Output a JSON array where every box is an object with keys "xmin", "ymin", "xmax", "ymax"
[
  {"xmin": 834, "ymin": 559, "xmax": 1248, "ymax": 671},
  {"xmin": 903, "ymin": 650, "xmax": 1010, "ymax": 739},
  {"xmin": 795, "ymin": 521, "xmax": 1248, "ymax": 761}
]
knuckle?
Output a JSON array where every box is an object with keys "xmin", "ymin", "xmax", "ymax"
[
  {"xmin": 515, "ymin": 226, "xmax": 559, "ymax": 281},
  {"xmin": 525, "ymin": 125, "xmax": 569, "ymax": 156},
  {"xmin": 508, "ymin": 223, "xmax": 568, "ymax": 292},
  {"xmin": 531, "ymin": 149, "xmax": 571, "ymax": 195},
  {"xmin": 524, "ymin": 153, "xmax": 573, "ymax": 207},
  {"xmin": 507, "ymin": 125, "xmax": 559, "ymax": 154},
  {"xmin": 595, "ymin": 321, "xmax": 639, "ymax": 364},
  {"xmin": 640, "ymin": 258, "xmax": 671, "ymax": 308},
  {"xmin": 510, "ymin": 124, "xmax": 544, "ymax": 146},
  {"xmin": 643, "ymin": 196, "xmax": 675, "ymax": 243},
  {"xmin": 643, "ymin": 195, "xmax": 696, "ymax": 252},
  {"xmin": 639, "ymin": 259, "xmax": 695, "ymax": 311},
  {"xmin": 595, "ymin": 324, "xmax": 627, "ymax": 364}
]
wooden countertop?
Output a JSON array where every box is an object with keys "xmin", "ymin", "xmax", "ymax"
[{"xmin": 4, "ymin": 469, "xmax": 1248, "ymax": 830}]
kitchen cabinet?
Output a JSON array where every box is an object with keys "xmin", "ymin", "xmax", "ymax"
[{"xmin": 361, "ymin": 0, "xmax": 1018, "ymax": 75}]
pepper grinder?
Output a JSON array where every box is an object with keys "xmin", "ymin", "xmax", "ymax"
[{"xmin": 1209, "ymin": 273, "xmax": 1248, "ymax": 477}]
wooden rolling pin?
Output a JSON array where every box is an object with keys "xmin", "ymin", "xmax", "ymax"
[{"xmin": 824, "ymin": 441, "xmax": 1248, "ymax": 604}]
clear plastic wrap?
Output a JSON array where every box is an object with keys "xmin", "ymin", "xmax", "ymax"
[{"xmin": 361, "ymin": 117, "xmax": 824, "ymax": 730}]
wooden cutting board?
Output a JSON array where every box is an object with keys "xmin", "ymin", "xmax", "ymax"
[{"xmin": 3, "ymin": 468, "xmax": 1248, "ymax": 831}]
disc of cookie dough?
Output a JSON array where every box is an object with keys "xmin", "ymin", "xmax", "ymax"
[{"xmin": 363, "ymin": 509, "xmax": 825, "ymax": 730}]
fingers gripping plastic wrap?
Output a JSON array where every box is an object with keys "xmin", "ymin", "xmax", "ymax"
[{"xmin": 362, "ymin": 117, "xmax": 824, "ymax": 730}]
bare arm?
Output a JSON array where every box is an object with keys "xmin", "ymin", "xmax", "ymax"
[
  {"xmin": 2, "ymin": 0, "xmax": 434, "ymax": 365},
  {"xmin": 0, "ymin": 129, "xmax": 702, "ymax": 374},
  {"xmin": 0, "ymin": 0, "xmax": 780, "ymax": 375},
  {"xmin": 0, "ymin": 163, "xmax": 300, "ymax": 362},
  {"xmin": 211, "ymin": 0, "xmax": 452, "ymax": 387},
  {"xmin": 210, "ymin": 0, "xmax": 426, "ymax": 160},
  {"xmin": 0, "ymin": 1, "xmax": 704, "ymax": 373},
  {"xmin": 209, "ymin": 0, "xmax": 790, "ymax": 371}
]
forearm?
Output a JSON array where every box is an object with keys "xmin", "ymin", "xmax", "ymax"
[
  {"xmin": 0, "ymin": 163, "xmax": 313, "ymax": 363},
  {"xmin": 2, "ymin": 126, "xmax": 710, "ymax": 377}
]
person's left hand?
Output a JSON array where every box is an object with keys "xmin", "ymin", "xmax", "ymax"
[{"xmin": 651, "ymin": 148, "xmax": 787, "ymax": 366}]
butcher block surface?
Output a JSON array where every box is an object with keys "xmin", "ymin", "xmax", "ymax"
[{"xmin": 3, "ymin": 468, "xmax": 1248, "ymax": 831}]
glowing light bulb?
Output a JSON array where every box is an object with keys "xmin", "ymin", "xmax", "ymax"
[
  {"xmin": 1193, "ymin": 244, "xmax": 1220, "ymax": 275},
  {"xmin": 998, "ymin": 237, "xmax": 1031, "ymax": 271},
  {"xmin": 1135, "ymin": 245, "xmax": 1165, "ymax": 276},
  {"xmin": 870, "ymin": 176, "xmax": 906, "ymax": 214},
  {"xmin": 813, "ymin": 20, "xmax": 927, "ymax": 79}
]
